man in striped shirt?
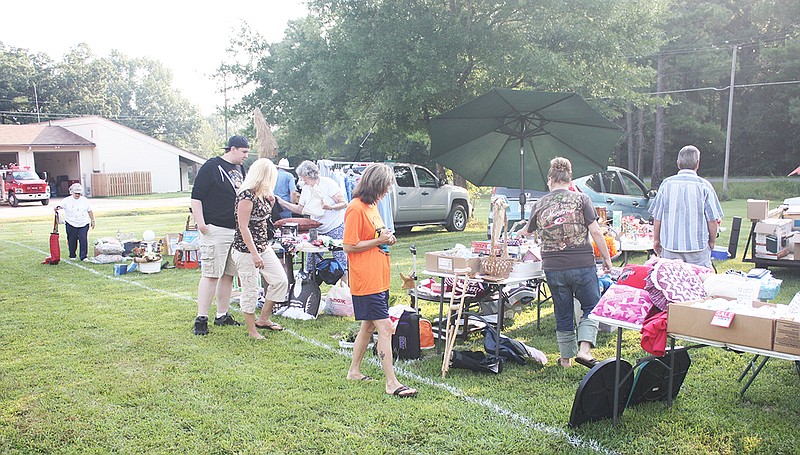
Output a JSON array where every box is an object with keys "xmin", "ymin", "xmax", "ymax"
[{"xmin": 648, "ymin": 145, "xmax": 723, "ymax": 268}]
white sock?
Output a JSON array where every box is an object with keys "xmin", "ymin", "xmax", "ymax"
[{"xmin": 216, "ymin": 312, "xmax": 228, "ymax": 319}]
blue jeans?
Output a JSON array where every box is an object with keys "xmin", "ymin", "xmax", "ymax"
[
  {"xmin": 545, "ymin": 266, "xmax": 601, "ymax": 358},
  {"xmin": 65, "ymin": 222, "xmax": 90, "ymax": 260}
]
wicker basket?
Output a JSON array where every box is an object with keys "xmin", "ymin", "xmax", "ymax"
[
  {"xmin": 482, "ymin": 196, "xmax": 519, "ymax": 279},
  {"xmin": 480, "ymin": 256, "xmax": 516, "ymax": 279}
]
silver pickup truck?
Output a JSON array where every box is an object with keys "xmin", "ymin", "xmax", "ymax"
[{"xmin": 348, "ymin": 162, "xmax": 472, "ymax": 232}]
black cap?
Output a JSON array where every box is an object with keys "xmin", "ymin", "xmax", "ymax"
[{"xmin": 223, "ymin": 135, "xmax": 249, "ymax": 150}]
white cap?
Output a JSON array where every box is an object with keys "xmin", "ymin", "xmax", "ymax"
[
  {"xmin": 69, "ymin": 183, "xmax": 84, "ymax": 194},
  {"xmin": 277, "ymin": 158, "xmax": 293, "ymax": 170}
]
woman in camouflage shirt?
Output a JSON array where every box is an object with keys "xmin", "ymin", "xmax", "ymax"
[{"xmin": 521, "ymin": 157, "xmax": 612, "ymax": 368}]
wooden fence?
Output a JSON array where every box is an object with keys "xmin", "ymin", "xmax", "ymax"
[{"xmin": 91, "ymin": 172, "xmax": 152, "ymax": 197}]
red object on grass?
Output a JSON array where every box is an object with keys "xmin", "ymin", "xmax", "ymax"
[{"xmin": 43, "ymin": 214, "xmax": 60, "ymax": 265}]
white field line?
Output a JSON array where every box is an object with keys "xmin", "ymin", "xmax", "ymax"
[{"xmin": 6, "ymin": 240, "xmax": 620, "ymax": 455}]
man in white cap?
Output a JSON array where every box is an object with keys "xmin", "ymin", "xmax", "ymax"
[
  {"xmin": 274, "ymin": 157, "xmax": 298, "ymax": 220},
  {"xmin": 55, "ymin": 183, "xmax": 95, "ymax": 261}
]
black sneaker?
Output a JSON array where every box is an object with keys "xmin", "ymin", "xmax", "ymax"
[
  {"xmin": 194, "ymin": 316, "xmax": 209, "ymax": 335},
  {"xmin": 214, "ymin": 313, "xmax": 241, "ymax": 326}
]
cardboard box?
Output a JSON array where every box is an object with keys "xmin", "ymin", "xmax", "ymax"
[
  {"xmin": 667, "ymin": 300, "xmax": 775, "ymax": 350},
  {"xmin": 425, "ymin": 252, "xmax": 481, "ymax": 275},
  {"xmin": 774, "ymin": 318, "xmax": 800, "ymax": 355},
  {"xmin": 754, "ymin": 219, "xmax": 792, "ymax": 259},
  {"xmin": 790, "ymin": 233, "xmax": 800, "ymax": 260},
  {"xmin": 747, "ymin": 199, "xmax": 770, "ymax": 221}
]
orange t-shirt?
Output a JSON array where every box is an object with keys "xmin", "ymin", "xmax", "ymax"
[{"xmin": 344, "ymin": 198, "xmax": 390, "ymax": 296}]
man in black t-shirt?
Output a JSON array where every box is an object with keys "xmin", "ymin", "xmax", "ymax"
[{"xmin": 191, "ymin": 136, "xmax": 250, "ymax": 335}]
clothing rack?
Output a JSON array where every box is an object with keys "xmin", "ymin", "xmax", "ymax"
[{"xmin": 317, "ymin": 160, "xmax": 395, "ymax": 231}]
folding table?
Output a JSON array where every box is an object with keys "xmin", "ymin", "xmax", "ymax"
[{"xmin": 590, "ymin": 314, "xmax": 800, "ymax": 426}]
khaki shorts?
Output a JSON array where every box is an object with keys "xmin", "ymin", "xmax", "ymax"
[{"xmin": 199, "ymin": 224, "xmax": 237, "ymax": 278}]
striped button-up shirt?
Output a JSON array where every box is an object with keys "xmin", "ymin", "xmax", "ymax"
[{"xmin": 648, "ymin": 169, "xmax": 723, "ymax": 252}]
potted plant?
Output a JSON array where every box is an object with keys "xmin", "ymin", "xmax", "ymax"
[
  {"xmin": 338, "ymin": 323, "xmax": 375, "ymax": 349},
  {"xmin": 131, "ymin": 247, "xmax": 163, "ymax": 274}
]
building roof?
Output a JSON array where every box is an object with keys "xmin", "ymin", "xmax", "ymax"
[
  {"xmin": 0, "ymin": 124, "xmax": 96, "ymax": 147},
  {"xmin": 44, "ymin": 116, "xmax": 206, "ymax": 165}
]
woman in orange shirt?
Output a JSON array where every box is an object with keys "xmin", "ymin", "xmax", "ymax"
[{"xmin": 343, "ymin": 164, "xmax": 417, "ymax": 398}]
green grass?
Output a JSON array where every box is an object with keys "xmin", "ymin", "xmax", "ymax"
[{"xmin": 2, "ymin": 181, "xmax": 800, "ymax": 454}]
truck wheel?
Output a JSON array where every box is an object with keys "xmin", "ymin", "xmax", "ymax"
[
  {"xmin": 41, "ymin": 199, "xmax": 50, "ymax": 206},
  {"xmin": 8, "ymin": 192, "xmax": 19, "ymax": 207},
  {"xmin": 445, "ymin": 203, "xmax": 467, "ymax": 232}
]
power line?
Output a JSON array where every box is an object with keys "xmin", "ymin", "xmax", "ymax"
[
  {"xmin": 0, "ymin": 110, "xmax": 179, "ymax": 121},
  {"xmin": 642, "ymin": 79, "xmax": 800, "ymax": 96},
  {"xmin": 620, "ymin": 28, "xmax": 799, "ymax": 59}
]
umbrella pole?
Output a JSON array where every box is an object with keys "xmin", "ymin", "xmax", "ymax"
[{"xmin": 519, "ymin": 137, "xmax": 526, "ymax": 221}]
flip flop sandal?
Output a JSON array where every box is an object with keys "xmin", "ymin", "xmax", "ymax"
[
  {"xmin": 255, "ymin": 323, "xmax": 284, "ymax": 331},
  {"xmin": 389, "ymin": 385, "xmax": 417, "ymax": 398},
  {"xmin": 575, "ymin": 357, "xmax": 600, "ymax": 368}
]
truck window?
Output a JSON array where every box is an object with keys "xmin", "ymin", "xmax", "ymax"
[
  {"xmin": 13, "ymin": 171, "xmax": 38, "ymax": 180},
  {"xmin": 394, "ymin": 166, "xmax": 414, "ymax": 187},
  {"xmin": 416, "ymin": 167, "xmax": 438, "ymax": 188}
]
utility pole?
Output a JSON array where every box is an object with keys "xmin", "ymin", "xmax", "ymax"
[
  {"xmin": 722, "ymin": 45, "xmax": 738, "ymax": 200},
  {"xmin": 223, "ymin": 73, "xmax": 229, "ymax": 139},
  {"xmin": 33, "ymin": 82, "xmax": 41, "ymax": 123}
]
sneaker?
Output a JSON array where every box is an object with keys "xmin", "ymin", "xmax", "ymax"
[
  {"xmin": 194, "ymin": 316, "xmax": 209, "ymax": 335},
  {"xmin": 82, "ymin": 258, "xmax": 90, "ymax": 262},
  {"xmin": 214, "ymin": 313, "xmax": 241, "ymax": 326}
]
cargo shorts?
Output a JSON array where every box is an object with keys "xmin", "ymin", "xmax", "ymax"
[{"xmin": 199, "ymin": 224, "xmax": 237, "ymax": 278}]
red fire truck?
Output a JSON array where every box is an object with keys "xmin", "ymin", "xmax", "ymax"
[{"xmin": 0, "ymin": 165, "xmax": 50, "ymax": 207}]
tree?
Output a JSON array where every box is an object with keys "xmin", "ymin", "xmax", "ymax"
[
  {"xmin": 228, "ymin": 0, "xmax": 668, "ymax": 166},
  {"xmin": 651, "ymin": 0, "xmax": 800, "ymax": 177},
  {"xmin": 0, "ymin": 43, "xmax": 211, "ymax": 153}
]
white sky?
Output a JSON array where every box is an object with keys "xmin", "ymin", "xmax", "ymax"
[{"xmin": 0, "ymin": 0, "xmax": 308, "ymax": 115}]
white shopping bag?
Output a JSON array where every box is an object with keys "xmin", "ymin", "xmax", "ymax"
[{"xmin": 325, "ymin": 281, "xmax": 354, "ymax": 317}]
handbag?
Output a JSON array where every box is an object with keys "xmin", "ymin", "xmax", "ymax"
[
  {"xmin": 315, "ymin": 258, "xmax": 345, "ymax": 285},
  {"xmin": 484, "ymin": 326, "xmax": 530, "ymax": 365},
  {"xmin": 450, "ymin": 350, "xmax": 503, "ymax": 374}
]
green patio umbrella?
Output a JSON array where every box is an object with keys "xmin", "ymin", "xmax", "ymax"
[{"xmin": 429, "ymin": 88, "xmax": 623, "ymax": 219}]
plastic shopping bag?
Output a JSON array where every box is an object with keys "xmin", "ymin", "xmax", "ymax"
[{"xmin": 325, "ymin": 281, "xmax": 354, "ymax": 317}]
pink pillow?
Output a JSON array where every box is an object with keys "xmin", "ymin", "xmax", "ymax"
[
  {"xmin": 591, "ymin": 284, "xmax": 653, "ymax": 325},
  {"xmin": 646, "ymin": 259, "xmax": 708, "ymax": 311}
]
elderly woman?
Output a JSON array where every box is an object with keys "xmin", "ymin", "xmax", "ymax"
[
  {"xmin": 232, "ymin": 158, "xmax": 289, "ymax": 339},
  {"xmin": 55, "ymin": 183, "xmax": 95, "ymax": 261},
  {"xmin": 520, "ymin": 157, "xmax": 612, "ymax": 368},
  {"xmin": 344, "ymin": 163, "xmax": 416, "ymax": 397},
  {"xmin": 276, "ymin": 160, "xmax": 348, "ymax": 274}
]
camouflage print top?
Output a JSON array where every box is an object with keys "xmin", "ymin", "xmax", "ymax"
[{"xmin": 527, "ymin": 189, "xmax": 597, "ymax": 271}]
